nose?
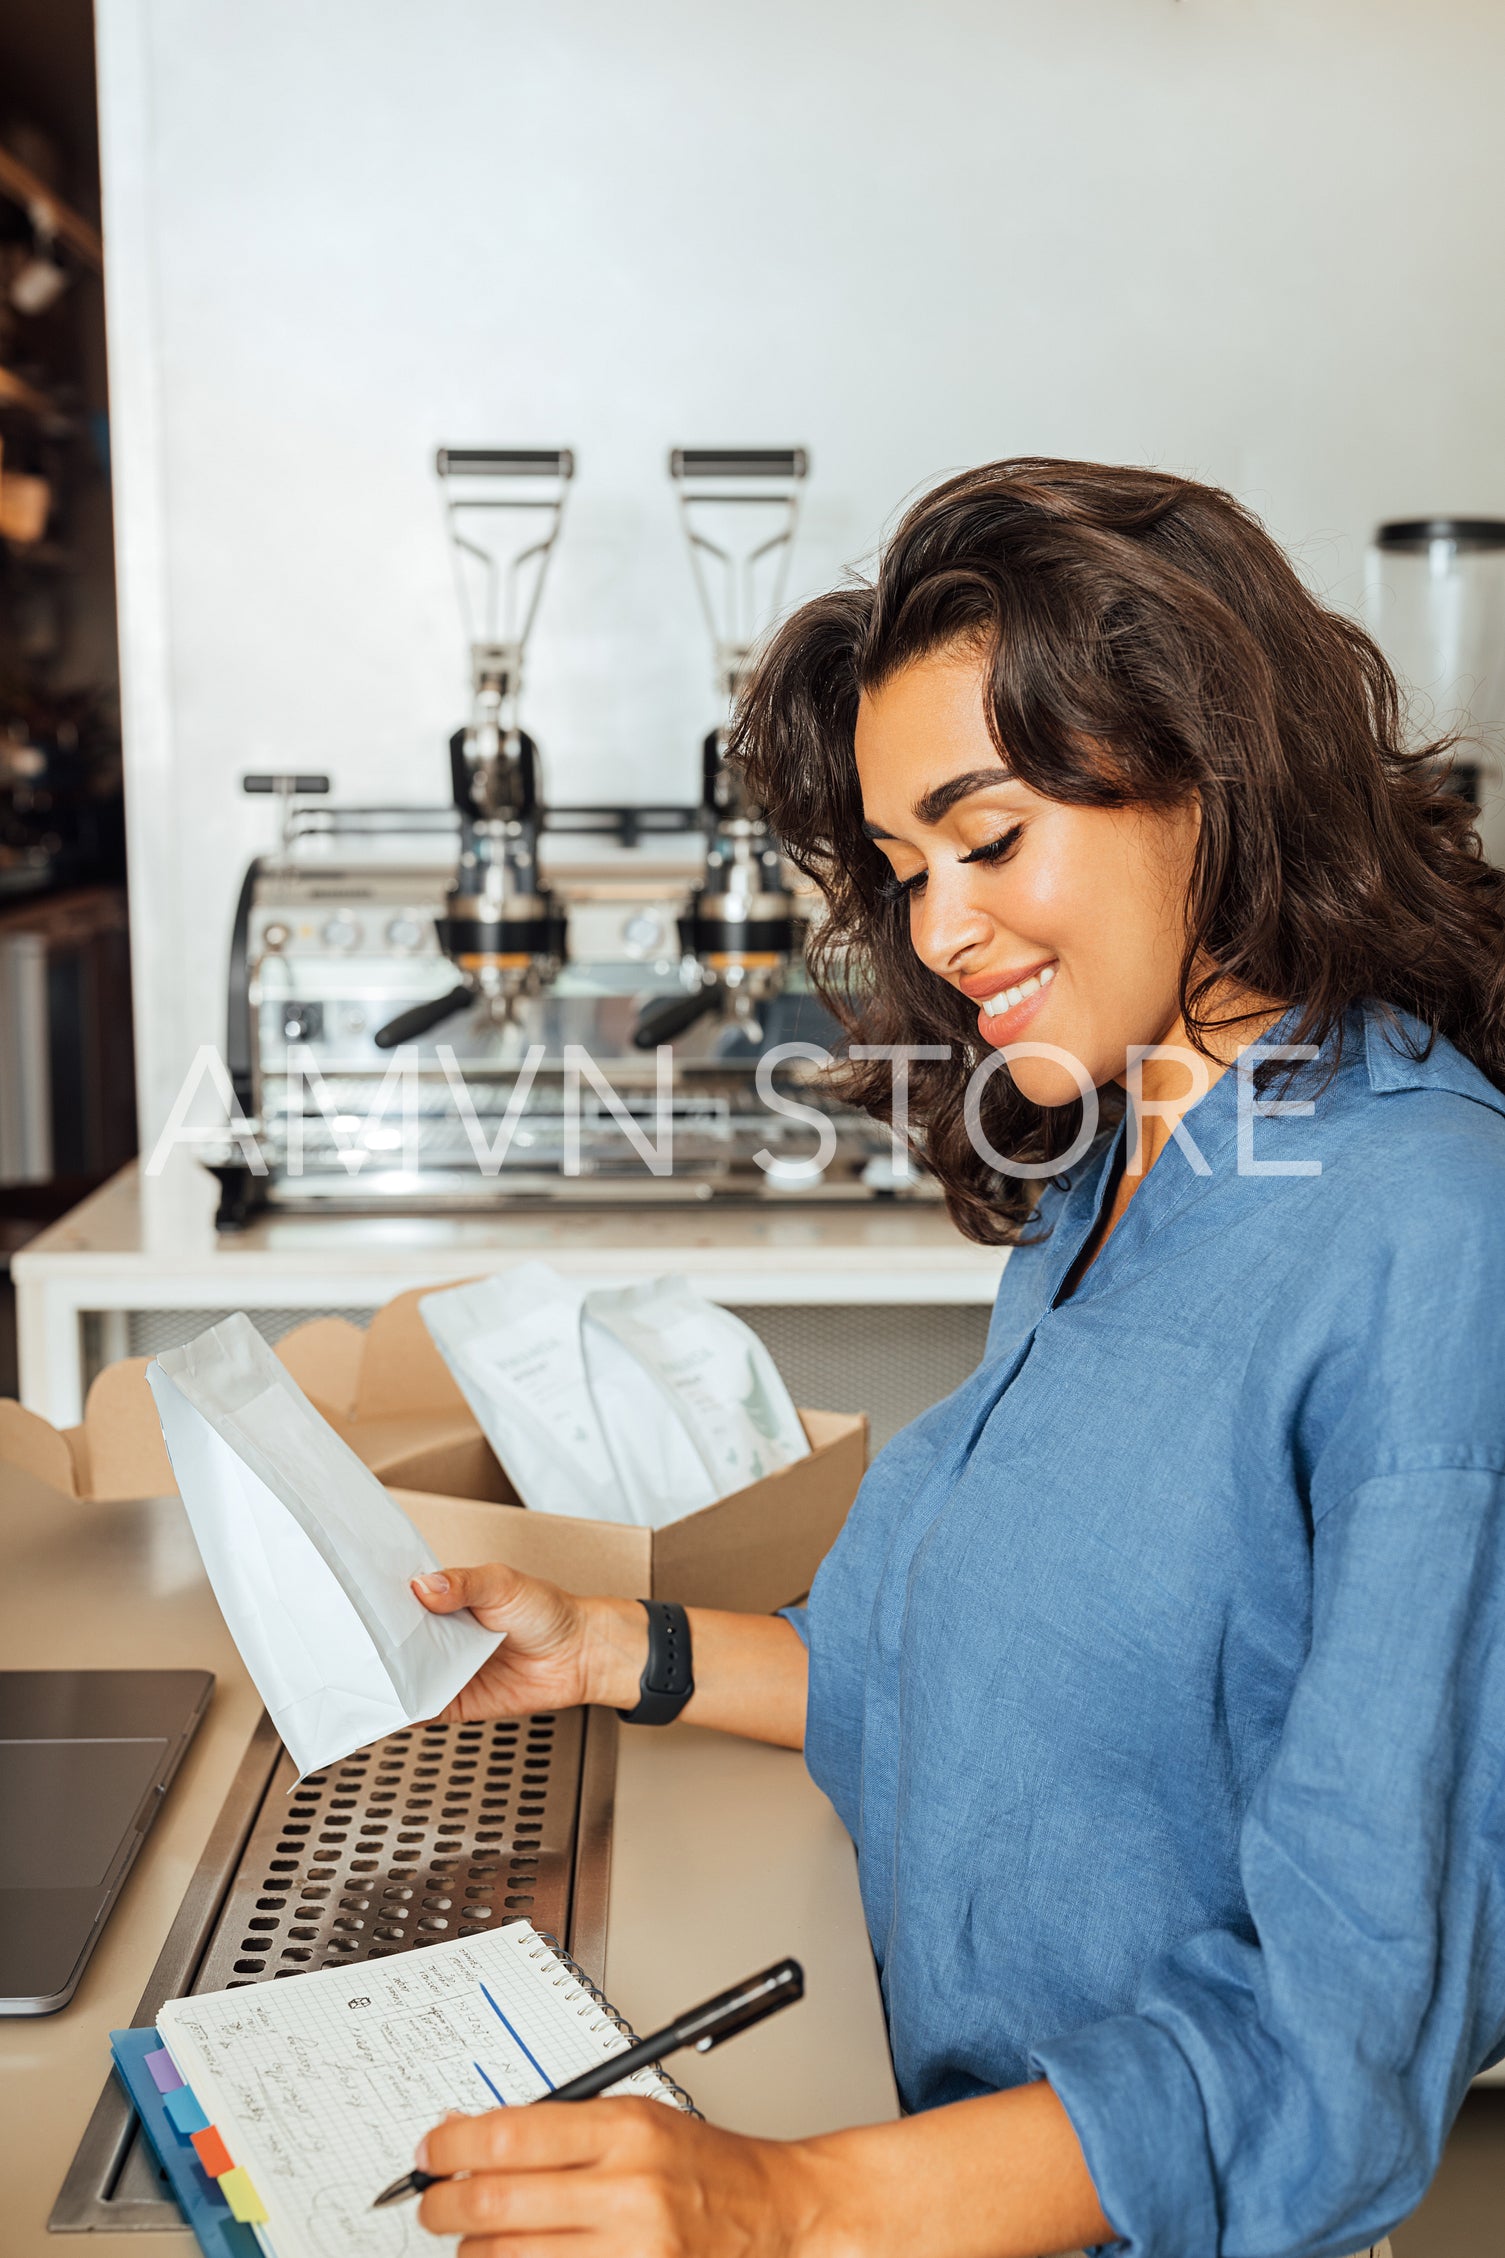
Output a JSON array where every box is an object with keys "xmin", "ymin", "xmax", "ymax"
[{"xmin": 907, "ymin": 862, "xmax": 996, "ymax": 980}]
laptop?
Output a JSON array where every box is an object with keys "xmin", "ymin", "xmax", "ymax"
[{"xmin": 0, "ymin": 1670, "xmax": 213, "ymax": 2015}]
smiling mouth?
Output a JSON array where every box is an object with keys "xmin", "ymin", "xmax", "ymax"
[{"xmin": 978, "ymin": 962, "xmax": 1057, "ymax": 1019}]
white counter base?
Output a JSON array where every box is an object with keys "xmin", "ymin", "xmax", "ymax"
[{"xmin": 14, "ymin": 1158, "xmax": 1008, "ymax": 1428}]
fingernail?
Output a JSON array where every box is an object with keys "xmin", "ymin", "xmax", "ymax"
[
  {"xmin": 415, "ymin": 2134, "xmax": 430, "ymax": 2168},
  {"xmin": 413, "ymin": 1573, "xmax": 449, "ymax": 1595}
]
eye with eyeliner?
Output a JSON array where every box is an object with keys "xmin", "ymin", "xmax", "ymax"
[{"xmin": 877, "ymin": 823, "xmax": 1024, "ymax": 903}]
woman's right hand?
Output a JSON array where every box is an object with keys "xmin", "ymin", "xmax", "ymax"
[{"xmin": 411, "ymin": 1562, "xmax": 646, "ymax": 1722}]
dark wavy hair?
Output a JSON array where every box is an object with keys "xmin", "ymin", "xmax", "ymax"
[{"xmin": 733, "ymin": 458, "xmax": 1505, "ymax": 1245}]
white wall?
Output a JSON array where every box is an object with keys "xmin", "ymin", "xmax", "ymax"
[{"xmin": 96, "ymin": 0, "xmax": 1505, "ymax": 1143}]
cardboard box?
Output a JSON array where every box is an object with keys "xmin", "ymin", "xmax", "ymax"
[
  {"xmin": 0, "ymin": 1287, "xmax": 483, "ymax": 1505},
  {"xmin": 392, "ymin": 1402, "xmax": 865, "ymax": 1613},
  {"xmin": 274, "ymin": 1288, "xmax": 514, "ymax": 1500},
  {"xmin": 0, "ymin": 1357, "xmax": 177, "ymax": 1501},
  {"xmin": 278, "ymin": 1286, "xmax": 869, "ymax": 1606},
  {"xmin": 0, "ymin": 1285, "xmax": 868, "ymax": 1610}
]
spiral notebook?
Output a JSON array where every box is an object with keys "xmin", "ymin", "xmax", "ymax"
[{"xmin": 114, "ymin": 1920, "xmax": 692, "ymax": 2258}]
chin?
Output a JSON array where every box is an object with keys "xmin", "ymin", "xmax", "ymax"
[{"xmin": 1007, "ymin": 1065, "xmax": 1101, "ymax": 1110}]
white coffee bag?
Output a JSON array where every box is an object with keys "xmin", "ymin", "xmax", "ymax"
[
  {"xmin": 147, "ymin": 1313, "xmax": 501, "ymax": 1777},
  {"xmin": 583, "ymin": 1277, "xmax": 809, "ymax": 1499},
  {"xmin": 421, "ymin": 1266, "xmax": 810, "ymax": 1532},
  {"xmin": 419, "ymin": 1266, "xmax": 624, "ymax": 1520}
]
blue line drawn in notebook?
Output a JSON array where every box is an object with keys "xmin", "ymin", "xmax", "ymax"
[
  {"xmin": 473, "ymin": 2060, "xmax": 508, "ymax": 2108},
  {"xmin": 480, "ymin": 1981, "xmax": 555, "ymax": 2091}
]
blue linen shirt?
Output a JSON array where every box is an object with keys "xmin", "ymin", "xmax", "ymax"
[{"xmin": 790, "ymin": 1007, "xmax": 1505, "ymax": 2258}]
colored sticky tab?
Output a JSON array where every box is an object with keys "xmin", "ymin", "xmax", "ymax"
[
  {"xmin": 218, "ymin": 2166, "xmax": 268, "ymax": 2225},
  {"xmin": 144, "ymin": 2045, "xmax": 184, "ymax": 2094},
  {"xmin": 110, "ymin": 2029, "xmax": 264, "ymax": 2258},
  {"xmin": 163, "ymin": 2085, "xmax": 209, "ymax": 2136},
  {"xmin": 191, "ymin": 2125, "xmax": 235, "ymax": 2178}
]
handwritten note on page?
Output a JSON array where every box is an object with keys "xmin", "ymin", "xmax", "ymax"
[{"xmin": 156, "ymin": 1920, "xmax": 679, "ymax": 2258}]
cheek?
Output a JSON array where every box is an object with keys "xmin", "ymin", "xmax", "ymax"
[
  {"xmin": 1009, "ymin": 824, "xmax": 1083, "ymax": 937},
  {"xmin": 1031, "ymin": 811, "xmax": 1186, "ymax": 974},
  {"xmin": 1011, "ymin": 811, "xmax": 1192, "ymax": 1083}
]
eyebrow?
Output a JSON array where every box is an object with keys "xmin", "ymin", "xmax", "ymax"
[{"xmin": 861, "ymin": 766, "xmax": 1014, "ymax": 840}]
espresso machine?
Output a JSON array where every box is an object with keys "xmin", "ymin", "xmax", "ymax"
[{"xmin": 209, "ymin": 446, "xmax": 906, "ymax": 1224}]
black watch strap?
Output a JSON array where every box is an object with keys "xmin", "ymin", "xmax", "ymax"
[{"xmin": 616, "ymin": 1600, "xmax": 694, "ymax": 1726}]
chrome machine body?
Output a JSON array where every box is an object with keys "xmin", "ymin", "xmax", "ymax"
[
  {"xmin": 215, "ymin": 814, "xmax": 899, "ymax": 1220},
  {"xmin": 211, "ymin": 446, "xmax": 913, "ymax": 1224}
]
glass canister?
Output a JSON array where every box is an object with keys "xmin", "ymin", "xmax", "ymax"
[{"xmin": 1366, "ymin": 518, "xmax": 1505, "ymax": 863}]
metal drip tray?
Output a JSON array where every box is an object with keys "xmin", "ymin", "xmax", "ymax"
[
  {"xmin": 51, "ymin": 1706, "xmax": 617, "ymax": 2235},
  {"xmin": 201, "ymin": 1711, "xmax": 578, "ymax": 1988}
]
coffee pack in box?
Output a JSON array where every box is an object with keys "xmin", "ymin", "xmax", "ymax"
[{"xmin": 0, "ymin": 1283, "xmax": 868, "ymax": 1610}]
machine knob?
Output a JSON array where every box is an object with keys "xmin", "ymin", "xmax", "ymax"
[
  {"xmin": 280, "ymin": 1002, "xmax": 324, "ymax": 1044},
  {"xmin": 321, "ymin": 913, "xmax": 361, "ymax": 950},
  {"xmin": 621, "ymin": 910, "xmax": 667, "ymax": 958},
  {"xmin": 262, "ymin": 921, "xmax": 290, "ymax": 950},
  {"xmin": 385, "ymin": 914, "xmax": 427, "ymax": 951}
]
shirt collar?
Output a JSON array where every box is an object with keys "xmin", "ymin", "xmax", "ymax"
[
  {"xmin": 1362, "ymin": 1004, "xmax": 1505, "ymax": 1117},
  {"xmin": 1039, "ymin": 1002, "xmax": 1505, "ymax": 1302},
  {"xmin": 1037, "ymin": 1117, "xmax": 1126, "ymax": 1303}
]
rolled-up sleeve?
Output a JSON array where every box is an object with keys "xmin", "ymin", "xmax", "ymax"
[{"xmin": 1032, "ymin": 1463, "xmax": 1505, "ymax": 2258}]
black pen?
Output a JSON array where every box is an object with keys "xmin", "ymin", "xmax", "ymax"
[{"xmin": 372, "ymin": 1957, "xmax": 804, "ymax": 2209}]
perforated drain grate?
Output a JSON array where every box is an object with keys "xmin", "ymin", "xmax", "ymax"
[
  {"xmin": 193, "ymin": 1710, "xmax": 582, "ymax": 1995},
  {"xmin": 51, "ymin": 1709, "xmax": 614, "ymax": 2238}
]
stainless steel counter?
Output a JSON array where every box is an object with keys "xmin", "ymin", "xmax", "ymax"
[{"xmin": 0, "ymin": 1468, "xmax": 896, "ymax": 2254}]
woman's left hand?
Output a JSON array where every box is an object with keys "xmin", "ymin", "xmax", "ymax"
[{"xmin": 416, "ymin": 2096, "xmax": 832, "ymax": 2258}]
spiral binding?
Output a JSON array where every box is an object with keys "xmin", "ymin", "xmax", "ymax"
[{"xmin": 528, "ymin": 1928, "xmax": 701, "ymax": 2116}]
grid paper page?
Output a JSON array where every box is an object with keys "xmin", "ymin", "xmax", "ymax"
[{"xmin": 156, "ymin": 1921, "xmax": 677, "ymax": 2258}]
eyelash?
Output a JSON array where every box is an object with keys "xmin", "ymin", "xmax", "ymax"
[{"xmin": 878, "ymin": 824, "xmax": 1024, "ymax": 905}]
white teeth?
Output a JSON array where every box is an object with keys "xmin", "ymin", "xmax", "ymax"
[{"xmin": 980, "ymin": 962, "xmax": 1056, "ymax": 1017}]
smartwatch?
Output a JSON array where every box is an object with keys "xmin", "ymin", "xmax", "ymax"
[{"xmin": 616, "ymin": 1599, "xmax": 695, "ymax": 1726}]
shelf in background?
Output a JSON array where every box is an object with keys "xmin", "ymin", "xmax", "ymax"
[
  {"xmin": 0, "ymin": 364, "xmax": 54, "ymax": 418},
  {"xmin": 0, "ymin": 146, "xmax": 102, "ymax": 273}
]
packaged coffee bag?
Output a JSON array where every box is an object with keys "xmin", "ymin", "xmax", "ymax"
[{"xmin": 148, "ymin": 1314, "xmax": 500, "ymax": 1775}]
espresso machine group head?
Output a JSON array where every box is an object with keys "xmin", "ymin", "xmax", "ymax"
[
  {"xmin": 375, "ymin": 447, "xmax": 573, "ymax": 1051},
  {"xmin": 633, "ymin": 448, "xmax": 806, "ymax": 1051}
]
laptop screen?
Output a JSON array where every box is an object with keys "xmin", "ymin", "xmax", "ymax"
[
  {"xmin": 0, "ymin": 1669, "xmax": 212, "ymax": 2014},
  {"xmin": 0, "ymin": 1738, "xmax": 169, "ymax": 1890}
]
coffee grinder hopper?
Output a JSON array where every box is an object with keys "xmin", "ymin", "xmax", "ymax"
[
  {"xmin": 375, "ymin": 447, "xmax": 573, "ymax": 1050},
  {"xmin": 633, "ymin": 448, "xmax": 808, "ymax": 1050}
]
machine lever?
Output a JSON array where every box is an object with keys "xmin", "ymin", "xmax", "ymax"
[
  {"xmin": 373, "ymin": 985, "xmax": 474, "ymax": 1050},
  {"xmin": 631, "ymin": 988, "xmax": 720, "ymax": 1050}
]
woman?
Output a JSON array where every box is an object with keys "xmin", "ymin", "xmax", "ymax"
[{"xmin": 411, "ymin": 461, "xmax": 1505, "ymax": 2258}]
